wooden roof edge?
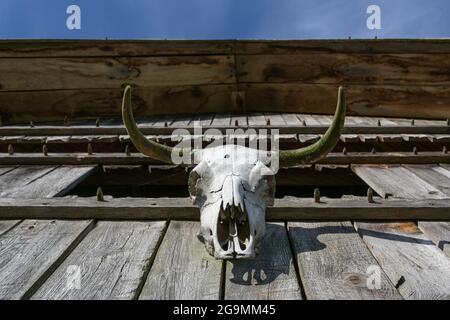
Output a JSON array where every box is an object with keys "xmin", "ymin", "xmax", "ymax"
[{"xmin": 2, "ymin": 38, "xmax": 450, "ymax": 57}]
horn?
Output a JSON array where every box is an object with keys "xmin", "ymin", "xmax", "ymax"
[
  {"xmin": 122, "ymin": 85, "xmax": 176, "ymax": 164},
  {"xmin": 279, "ymin": 86, "xmax": 346, "ymax": 167}
]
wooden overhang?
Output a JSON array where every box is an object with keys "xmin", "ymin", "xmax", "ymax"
[
  {"xmin": 0, "ymin": 40, "xmax": 449, "ymax": 300},
  {"xmin": 1, "ymin": 39, "xmax": 450, "ymax": 125}
]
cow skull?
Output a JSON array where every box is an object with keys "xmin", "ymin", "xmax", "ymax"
[{"xmin": 122, "ymin": 85, "xmax": 346, "ymax": 259}]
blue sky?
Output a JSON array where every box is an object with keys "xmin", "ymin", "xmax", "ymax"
[{"xmin": 0, "ymin": 0, "xmax": 449, "ymax": 39}]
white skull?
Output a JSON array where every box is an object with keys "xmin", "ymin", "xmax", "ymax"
[{"xmin": 188, "ymin": 145, "xmax": 275, "ymax": 259}]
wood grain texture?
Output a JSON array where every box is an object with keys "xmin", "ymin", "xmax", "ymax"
[
  {"xmin": 139, "ymin": 221, "xmax": 222, "ymax": 300},
  {"xmin": 238, "ymin": 53, "xmax": 450, "ymax": 85},
  {"xmin": 288, "ymin": 221, "xmax": 401, "ymax": 300},
  {"xmin": 0, "ymin": 219, "xmax": 94, "ymax": 299},
  {"xmin": 1, "ymin": 123, "xmax": 448, "ymax": 136},
  {"xmin": 0, "ymin": 220, "xmax": 21, "ymax": 236},
  {"xmin": 0, "ymin": 165, "xmax": 97, "ymax": 198},
  {"xmin": 224, "ymin": 223, "xmax": 302, "ymax": 300},
  {"xmin": 0, "ymin": 40, "xmax": 234, "ymax": 58},
  {"xmin": 243, "ymin": 83, "xmax": 450, "ymax": 120},
  {"xmin": 355, "ymin": 222, "xmax": 450, "ymax": 300},
  {"xmin": 2, "ymin": 39, "xmax": 450, "ymax": 58},
  {"xmin": 32, "ymin": 221, "xmax": 166, "ymax": 300},
  {"xmin": 418, "ymin": 221, "xmax": 450, "ymax": 257},
  {"xmin": 0, "ymin": 56, "xmax": 234, "ymax": 91},
  {"xmin": 0, "ymin": 166, "xmax": 17, "ymax": 176},
  {"xmin": 351, "ymin": 165, "xmax": 447, "ymax": 199},
  {"xmin": 0, "ymin": 85, "xmax": 237, "ymax": 125},
  {"xmin": 1, "ymin": 152, "xmax": 449, "ymax": 166},
  {"xmin": 403, "ymin": 165, "xmax": 450, "ymax": 197},
  {"xmin": 0, "ymin": 166, "xmax": 58, "ymax": 197},
  {"xmin": 0, "ymin": 197, "xmax": 449, "ymax": 220}
]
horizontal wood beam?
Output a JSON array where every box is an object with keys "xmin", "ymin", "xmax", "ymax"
[
  {"xmin": 0, "ymin": 197, "xmax": 449, "ymax": 220},
  {"xmin": 1, "ymin": 125, "xmax": 449, "ymax": 136},
  {"xmin": 1, "ymin": 39, "xmax": 450, "ymax": 58},
  {"xmin": 0, "ymin": 152, "xmax": 449, "ymax": 165}
]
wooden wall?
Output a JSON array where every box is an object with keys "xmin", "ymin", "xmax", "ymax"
[{"xmin": 1, "ymin": 39, "xmax": 450, "ymax": 124}]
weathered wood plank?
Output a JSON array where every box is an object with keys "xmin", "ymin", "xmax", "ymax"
[
  {"xmin": 243, "ymin": 83, "xmax": 450, "ymax": 120},
  {"xmin": 3, "ymin": 39, "xmax": 450, "ymax": 59},
  {"xmin": 235, "ymin": 39, "xmax": 450, "ymax": 54},
  {"xmin": 0, "ymin": 219, "xmax": 94, "ymax": 299},
  {"xmin": 0, "ymin": 166, "xmax": 17, "ymax": 176},
  {"xmin": 1, "ymin": 122, "xmax": 448, "ymax": 136},
  {"xmin": 404, "ymin": 165, "xmax": 450, "ymax": 197},
  {"xmin": 417, "ymin": 221, "xmax": 450, "ymax": 257},
  {"xmin": 1, "ymin": 152, "xmax": 449, "ymax": 166},
  {"xmin": 139, "ymin": 221, "xmax": 222, "ymax": 300},
  {"xmin": 0, "ymin": 220, "xmax": 21, "ymax": 237},
  {"xmin": 0, "ymin": 40, "xmax": 233, "ymax": 57},
  {"xmin": 0, "ymin": 165, "xmax": 97, "ymax": 198},
  {"xmin": 32, "ymin": 221, "xmax": 166, "ymax": 300},
  {"xmin": 0, "ymin": 197, "xmax": 449, "ymax": 220},
  {"xmin": 238, "ymin": 53, "xmax": 450, "ymax": 85},
  {"xmin": 355, "ymin": 222, "xmax": 450, "ymax": 300},
  {"xmin": 225, "ymin": 223, "xmax": 302, "ymax": 300},
  {"xmin": 351, "ymin": 165, "xmax": 447, "ymax": 199},
  {"xmin": 288, "ymin": 221, "xmax": 401, "ymax": 300},
  {"xmin": 0, "ymin": 85, "xmax": 236, "ymax": 125},
  {"xmin": 0, "ymin": 166, "xmax": 58, "ymax": 197},
  {"xmin": 0, "ymin": 56, "xmax": 235, "ymax": 91}
]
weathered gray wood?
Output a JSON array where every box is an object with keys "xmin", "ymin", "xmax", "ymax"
[
  {"xmin": 355, "ymin": 222, "xmax": 450, "ymax": 300},
  {"xmin": 288, "ymin": 221, "xmax": 401, "ymax": 300},
  {"xmin": 352, "ymin": 165, "xmax": 446, "ymax": 199},
  {"xmin": 0, "ymin": 166, "xmax": 58, "ymax": 197},
  {"xmin": 0, "ymin": 220, "xmax": 21, "ymax": 236},
  {"xmin": 0, "ymin": 166, "xmax": 17, "ymax": 176},
  {"xmin": 0, "ymin": 197, "xmax": 449, "ymax": 220},
  {"xmin": 32, "ymin": 221, "xmax": 166, "ymax": 300},
  {"xmin": 1, "ymin": 152, "xmax": 449, "ymax": 166},
  {"xmin": 404, "ymin": 165, "xmax": 450, "ymax": 197},
  {"xmin": 139, "ymin": 221, "xmax": 222, "ymax": 300},
  {"xmin": 0, "ymin": 219, "xmax": 94, "ymax": 299},
  {"xmin": 0, "ymin": 165, "xmax": 97, "ymax": 198},
  {"xmin": 225, "ymin": 223, "xmax": 302, "ymax": 300},
  {"xmin": 1, "ymin": 124, "xmax": 448, "ymax": 136},
  {"xmin": 418, "ymin": 221, "xmax": 450, "ymax": 257}
]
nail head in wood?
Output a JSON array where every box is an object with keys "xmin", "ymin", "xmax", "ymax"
[
  {"xmin": 96, "ymin": 187, "xmax": 105, "ymax": 202},
  {"xmin": 314, "ymin": 188, "xmax": 320, "ymax": 203},
  {"xmin": 367, "ymin": 187, "xmax": 374, "ymax": 203},
  {"xmin": 87, "ymin": 143, "xmax": 93, "ymax": 155}
]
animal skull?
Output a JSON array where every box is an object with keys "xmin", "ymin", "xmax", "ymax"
[
  {"xmin": 189, "ymin": 145, "xmax": 275, "ymax": 258},
  {"xmin": 121, "ymin": 85, "xmax": 346, "ymax": 259}
]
